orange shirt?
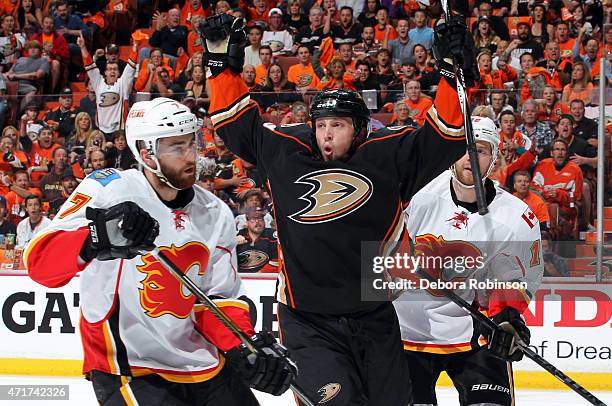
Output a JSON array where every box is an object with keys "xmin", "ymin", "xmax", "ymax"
[
  {"xmin": 561, "ymin": 82, "xmax": 593, "ymax": 105},
  {"xmin": 558, "ymin": 38, "xmax": 576, "ymax": 59},
  {"xmin": 532, "ymin": 158, "xmax": 583, "ymax": 210},
  {"xmin": 255, "ymin": 64, "xmax": 269, "ymax": 85},
  {"xmin": 134, "ymin": 58, "xmax": 175, "ymax": 92},
  {"xmin": 187, "ymin": 30, "xmax": 203, "ymax": 57},
  {"xmin": 405, "ymin": 97, "xmax": 433, "ymax": 126},
  {"xmin": 0, "ymin": 0, "xmax": 19, "ymax": 17},
  {"xmin": 287, "ymin": 63, "xmax": 319, "ymax": 89},
  {"xmin": 0, "ymin": 150, "xmax": 28, "ymax": 175},
  {"xmin": 6, "ymin": 187, "xmax": 42, "ymax": 218},
  {"xmin": 374, "ymin": 25, "xmax": 397, "ymax": 43},
  {"xmin": 513, "ymin": 191, "xmax": 550, "ymax": 224},
  {"xmin": 28, "ymin": 143, "xmax": 60, "ymax": 182},
  {"xmin": 180, "ymin": 2, "xmax": 210, "ymax": 30},
  {"xmin": 537, "ymin": 101, "xmax": 569, "ymax": 125}
]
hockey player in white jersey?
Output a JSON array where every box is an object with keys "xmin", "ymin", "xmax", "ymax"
[
  {"xmin": 25, "ymin": 98, "xmax": 295, "ymax": 405},
  {"xmin": 393, "ymin": 116, "xmax": 544, "ymax": 406},
  {"xmin": 77, "ymin": 33, "xmax": 136, "ymax": 138}
]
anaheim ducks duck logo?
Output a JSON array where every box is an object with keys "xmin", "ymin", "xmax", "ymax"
[
  {"xmin": 99, "ymin": 91, "xmax": 120, "ymax": 107},
  {"xmin": 289, "ymin": 169, "xmax": 373, "ymax": 224},
  {"xmin": 238, "ymin": 249, "xmax": 269, "ymax": 270},
  {"xmin": 317, "ymin": 383, "xmax": 341, "ymax": 403}
]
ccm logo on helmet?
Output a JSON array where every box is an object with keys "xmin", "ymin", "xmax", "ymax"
[{"xmin": 289, "ymin": 169, "xmax": 373, "ymax": 224}]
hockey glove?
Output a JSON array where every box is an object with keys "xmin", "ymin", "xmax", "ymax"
[
  {"xmin": 80, "ymin": 201, "xmax": 160, "ymax": 262},
  {"xmin": 225, "ymin": 331, "xmax": 296, "ymax": 396},
  {"xmin": 199, "ymin": 14, "xmax": 247, "ymax": 76},
  {"xmin": 432, "ymin": 17, "xmax": 480, "ymax": 87},
  {"xmin": 487, "ymin": 307, "xmax": 531, "ymax": 362}
]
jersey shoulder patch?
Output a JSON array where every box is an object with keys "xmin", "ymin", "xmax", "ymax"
[{"xmin": 89, "ymin": 168, "xmax": 121, "ymax": 186}]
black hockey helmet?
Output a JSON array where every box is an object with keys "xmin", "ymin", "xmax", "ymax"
[{"xmin": 310, "ymin": 89, "xmax": 371, "ymax": 158}]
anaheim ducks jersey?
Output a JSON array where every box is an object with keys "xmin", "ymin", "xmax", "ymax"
[
  {"xmin": 25, "ymin": 169, "xmax": 254, "ymax": 382},
  {"xmin": 84, "ymin": 54, "xmax": 136, "ymax": 134},
  {"xmin": 394, "ymin": 170, "xmax": 543, "ymax": 354},
  {"xmin": 208, "ymin": 69, "xmax": 467, "ymax": 314}
]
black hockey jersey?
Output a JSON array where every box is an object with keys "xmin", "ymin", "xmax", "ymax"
[{"xmin": 208, "ymin": 70, "xmax": 466, "ymax": 314}]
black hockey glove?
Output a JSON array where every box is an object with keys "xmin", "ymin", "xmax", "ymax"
[
  {"xmin": 487, "ymin": 307, "xmax": 531, "ymax": 362},
  {"xmin": 432, "ymin": 16, "xmax": 480, "ymax": 87},
  {"xmin": 199, "ymin": 14, "xmax": 247, "ymax": 76},
  {"xmin": 224, "ymin": 331, "xmax": 296, "ymax": 396},
  {"xmin": 80, "ymin": 201, "xmax": 160, "ymax": 262}
]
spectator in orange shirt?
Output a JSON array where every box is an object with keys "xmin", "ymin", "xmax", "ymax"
[
  {"xmin": 2, "ymin": 170, "xmax": 42, "ymax": 224},
  {"xmin": 538, "ymin": 84, "xmax": 569, "ymax": 127},
  {"xmin": 255, "ymin": 45, "xmax": 273, "ymax": 85},
  {"xmin": 186, "ymin": 14, "xmax": 204, "ymax": 56},
  {"xmin": 314, "ymin": 57, "xmax": 356, "ymax": 90},
  {"xmin": 0, "ymin": 134, "xmax": 28, "ymax": 176},
  {"xmin": 287, "ymin": 45, "xmax": 319, "ymax": 90},
  {"xmin": 517, "ymin": 51, "xmax": 551, "ymax": 104},
  {"xmin": 532, "ymin": 138, "xmax": 583, "ymax": 222},
  {"xmin": 512, "ymin": 171, "xmax": 550, "ymax": 230},
  {"xmin": 561, "ymin": 61, "xmax": 593, "ymax": 105},
  {"xmin": 555, "ymin": 22, "xmax": 575, "ymax": 59},
  {"xmin": 337, "ymin": 42, "xmax": 356, "ymax": 75},
  {"xmin": 246, "ymin": 0, "xmax": 271, "ymax": 26},
  {"xmin": 28, "ymin": 126, "xmax": 60, "ymax": 184},
  {"xmin": 180, "ymin": 0, "xmax": 209, "ymax": 30},
  {"xmin": 537, "ymin": 41, "xmax": 572, "ymax": 90},
  {"xmin": 134, "ymin": 47, "xmax": 174, "ymax": 92},
  {"xmin": 373, "ymin": 6, "xmax": 396, "ymax": 47},
  {"xmin": 31, "ymin": 16, "xmax": 70, "ymax": 94},
  {"xmin": 403, "ymin": 80, "xmax": 432, "ymax": 126}
]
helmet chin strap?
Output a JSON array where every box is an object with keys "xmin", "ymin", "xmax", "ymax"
[
  {"xmin": 143, "ymin": 156, "xmax": 182, "ymax": 191},
  {"xmin": 449, "ymin": 150, "xmax": 498, "ymax": 190}
]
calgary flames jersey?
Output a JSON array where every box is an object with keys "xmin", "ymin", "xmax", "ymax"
[
  {"xmin": 208, "ymin": 69, "xmax": 466, "ymax": 314},
  {"xmin": 394, "ymin": 171, "xmax": 543, "ymax": 354},
  {"xmin": 25, "ymin": 168, "xmax": 253, "ymax": 382}
]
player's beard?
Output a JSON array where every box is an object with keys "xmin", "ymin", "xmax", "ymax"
[{"xmin": 159, "ymin": 160, "xmax": 197, "ymax": 190}]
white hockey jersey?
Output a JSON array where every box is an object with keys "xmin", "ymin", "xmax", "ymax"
[
  {"xmin": 394, "ymin": 170, "xmax": 543, "ymax": 354},
  {"xmin": 25, "ymin": 169, "xmax": 253, "ymax": 382},
  {"xmin": 85, "ymin": 56, "xmax": 136, "ymax": 134}
]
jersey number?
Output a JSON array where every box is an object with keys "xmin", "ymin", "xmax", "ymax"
[
  {"xmin": 530, "ymin": 240, "xmax": 541, "ymax": 267},
  {"xmin": 58, "ymin": 193, "xmax": 91, "ymax": 219}
]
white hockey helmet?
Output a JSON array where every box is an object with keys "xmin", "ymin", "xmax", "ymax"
[
  {"xmin": 126, "ymin": 97, "xmax": 197, "ymax": 189},
  {"xmin": 451, "ymin": 116, "xmax": 500, "ymax": 188}
]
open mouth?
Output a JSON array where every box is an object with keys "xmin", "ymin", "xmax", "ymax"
[{"xmin": 323, "ymin": 145, "xmax": 333, "ymax": 157}]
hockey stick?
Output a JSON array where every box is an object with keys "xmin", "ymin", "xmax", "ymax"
[
  {"xmin": 146, "ymin": 247, "xmax": 316, "ymax": 406},
  {"xmin": 439, "ymin": 0, "xmax": 489, "ymax": 215},
  {"xmin": 415, "ymin": 269, "xmax": 607, "ymax": 406}
]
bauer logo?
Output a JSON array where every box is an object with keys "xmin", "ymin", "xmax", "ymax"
[
  {"xmin": 289, "ymin": 169, "xmax": 373, "ymax": 224},
  {"xmin": 137, "ymin": 242, "xmax": 210, "ymax": 318},
  {"xmin": 317, "ymin": 383, "xmax": 341, "ymax": 403}
]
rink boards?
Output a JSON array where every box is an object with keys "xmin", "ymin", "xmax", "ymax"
[{"xmin": 0, "ymin": 272, "xmax": 610, "ymax": 391}]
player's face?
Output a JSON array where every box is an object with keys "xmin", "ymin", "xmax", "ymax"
[
  {"xmin": 156, "ymin": 134, "xmax": 197, "ymax": 190},
  {"xmin": 454, "ymin": 141, "xmax": 493, "ymax": 185},
  {"xmin": 513, "ymin": 174, "xmax": 530, "ymax": 195},
  {"xmin": 315, "ymin": 117, "xmax": 354, "ymax": 161}
]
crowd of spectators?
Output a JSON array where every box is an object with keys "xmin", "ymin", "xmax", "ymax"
[{"xmin": 0, "ymin": 0, "xmax": 610, "ymax": 276}]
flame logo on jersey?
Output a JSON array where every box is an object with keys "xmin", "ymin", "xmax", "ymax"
[
  {"xmin": 317, "ymin": 383, "xmax": 341, "ymax": 403},
  {"xmin": 414, "ymin": 235, "xmax": 483, "ymax": 297},
  {"xmin": 138, "ymin": 242, "xmax": 210, "ymax": 318},
  {"xmin": 289, "ymin": 169, "xmax": 373, "ymax": 224}
]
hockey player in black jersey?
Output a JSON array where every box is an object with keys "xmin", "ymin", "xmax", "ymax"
[{"xmin": 201, "ymin": 14, "xmax": 479, "ymax": 406}]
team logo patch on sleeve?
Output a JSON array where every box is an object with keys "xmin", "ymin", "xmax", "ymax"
[
  {"xmin": 521, "ymin": 207, "xmax": 537, "ymax": 228},
  {"xmin": 289, "ymin": 169, "xmax": 373, "ymax": 224},
  {"xmin": 89, "ymin": 169, "xmax": 121, "ymax": 186}
]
